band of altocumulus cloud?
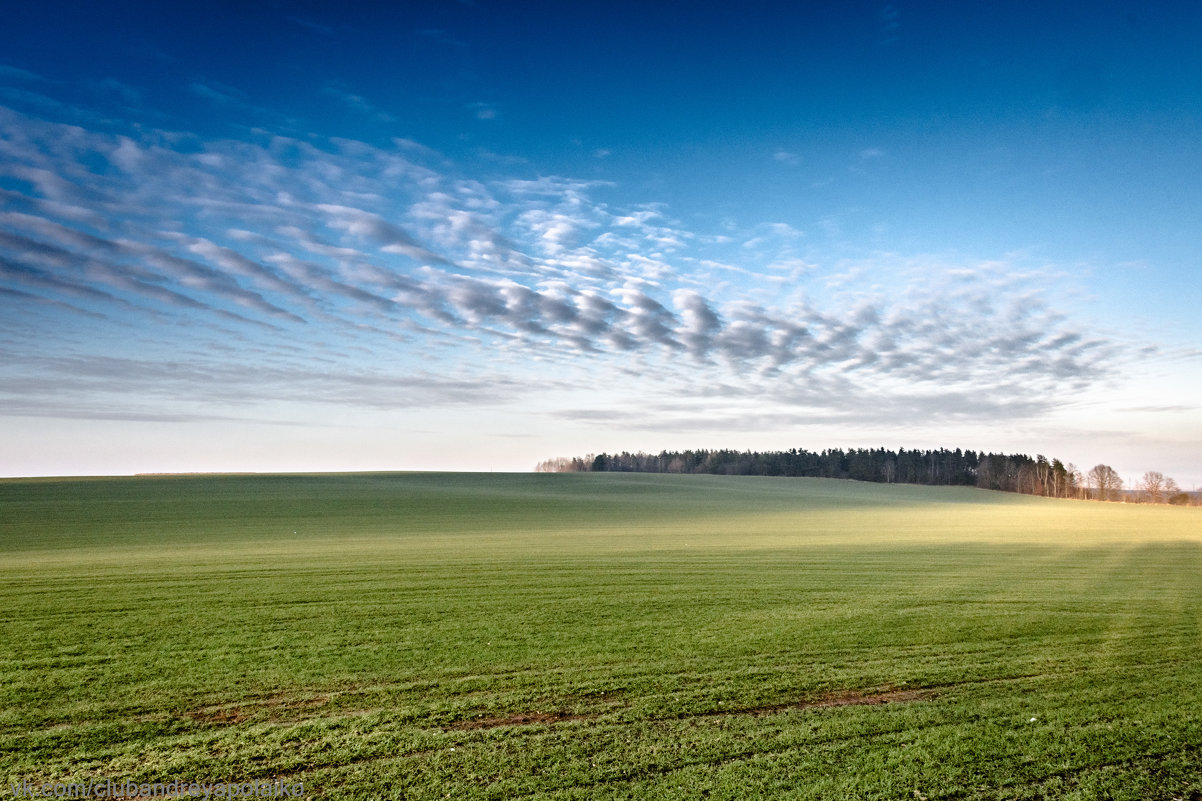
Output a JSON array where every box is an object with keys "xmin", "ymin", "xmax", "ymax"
[{"xmin": 0, "ymin": 95, "xmax": 1183, "ymax": 478}]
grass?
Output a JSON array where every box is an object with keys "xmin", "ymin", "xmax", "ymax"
[{"xmin": 1, "ymin": 472, "xmax": 1200, "ymax": 799}]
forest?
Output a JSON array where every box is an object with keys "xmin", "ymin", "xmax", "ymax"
[{"xmin": 537, "ymin": 448, "xmax": 1193, "ymax": 504}]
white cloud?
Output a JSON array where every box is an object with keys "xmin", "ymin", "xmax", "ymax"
[{"xmin": 0, "ymin": 100, "xmax": 1166, "ymax": 446}]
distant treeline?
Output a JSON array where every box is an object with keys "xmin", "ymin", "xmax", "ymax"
[{"xmin": 536, "ymin": 448, "xmax": 1195, "ymax": 504}]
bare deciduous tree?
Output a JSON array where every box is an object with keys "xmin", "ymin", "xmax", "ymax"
[
  {"xmin": 1088, "ymin": 464, "xmax": 1123, "ymax": 502},
  {"xmin": 1135, "ymin": 471, "xmax": 1182, "ymax": 504},
  {"xmin": 1139, "ymin": 470, "xmax": 1166, "ymax": 503}
]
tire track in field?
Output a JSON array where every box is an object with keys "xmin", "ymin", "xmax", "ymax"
[
  {"xmin": 243, "ymin": 687, "xmax": 935, "ymax": 788},
  {"xmin": 223, "ymin": 683, "xmax": 1202, "ymax": 800},
  {"xmin": 497, "ymin": 715, "xmax": 1202, "ymax": 800},
  {"xmin": 25, "ymin": 657, "xmax": 1194, "ymax": 794},
  {"xmin": 926, "ymin": 741, "xmax": 1202, "ymax": 801}
]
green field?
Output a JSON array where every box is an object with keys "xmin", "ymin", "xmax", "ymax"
[{"xmin": 2, "ymin": 472, "xmax": 1200, "ymax": 799}]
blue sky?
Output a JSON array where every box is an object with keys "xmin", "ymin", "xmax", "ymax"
[{"xmin": 1, "ymin": 1, "xmax": 1199, "ymax": 486}]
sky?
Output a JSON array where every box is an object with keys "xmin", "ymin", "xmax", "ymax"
[{"xmin": 1, "ymin": 1, "xmax": 1200, "ymax": 486}]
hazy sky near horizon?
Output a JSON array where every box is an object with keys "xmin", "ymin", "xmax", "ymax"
[{"xmin": 1, "ymin": 1, "xmax": 1200, "ymax": 486}]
